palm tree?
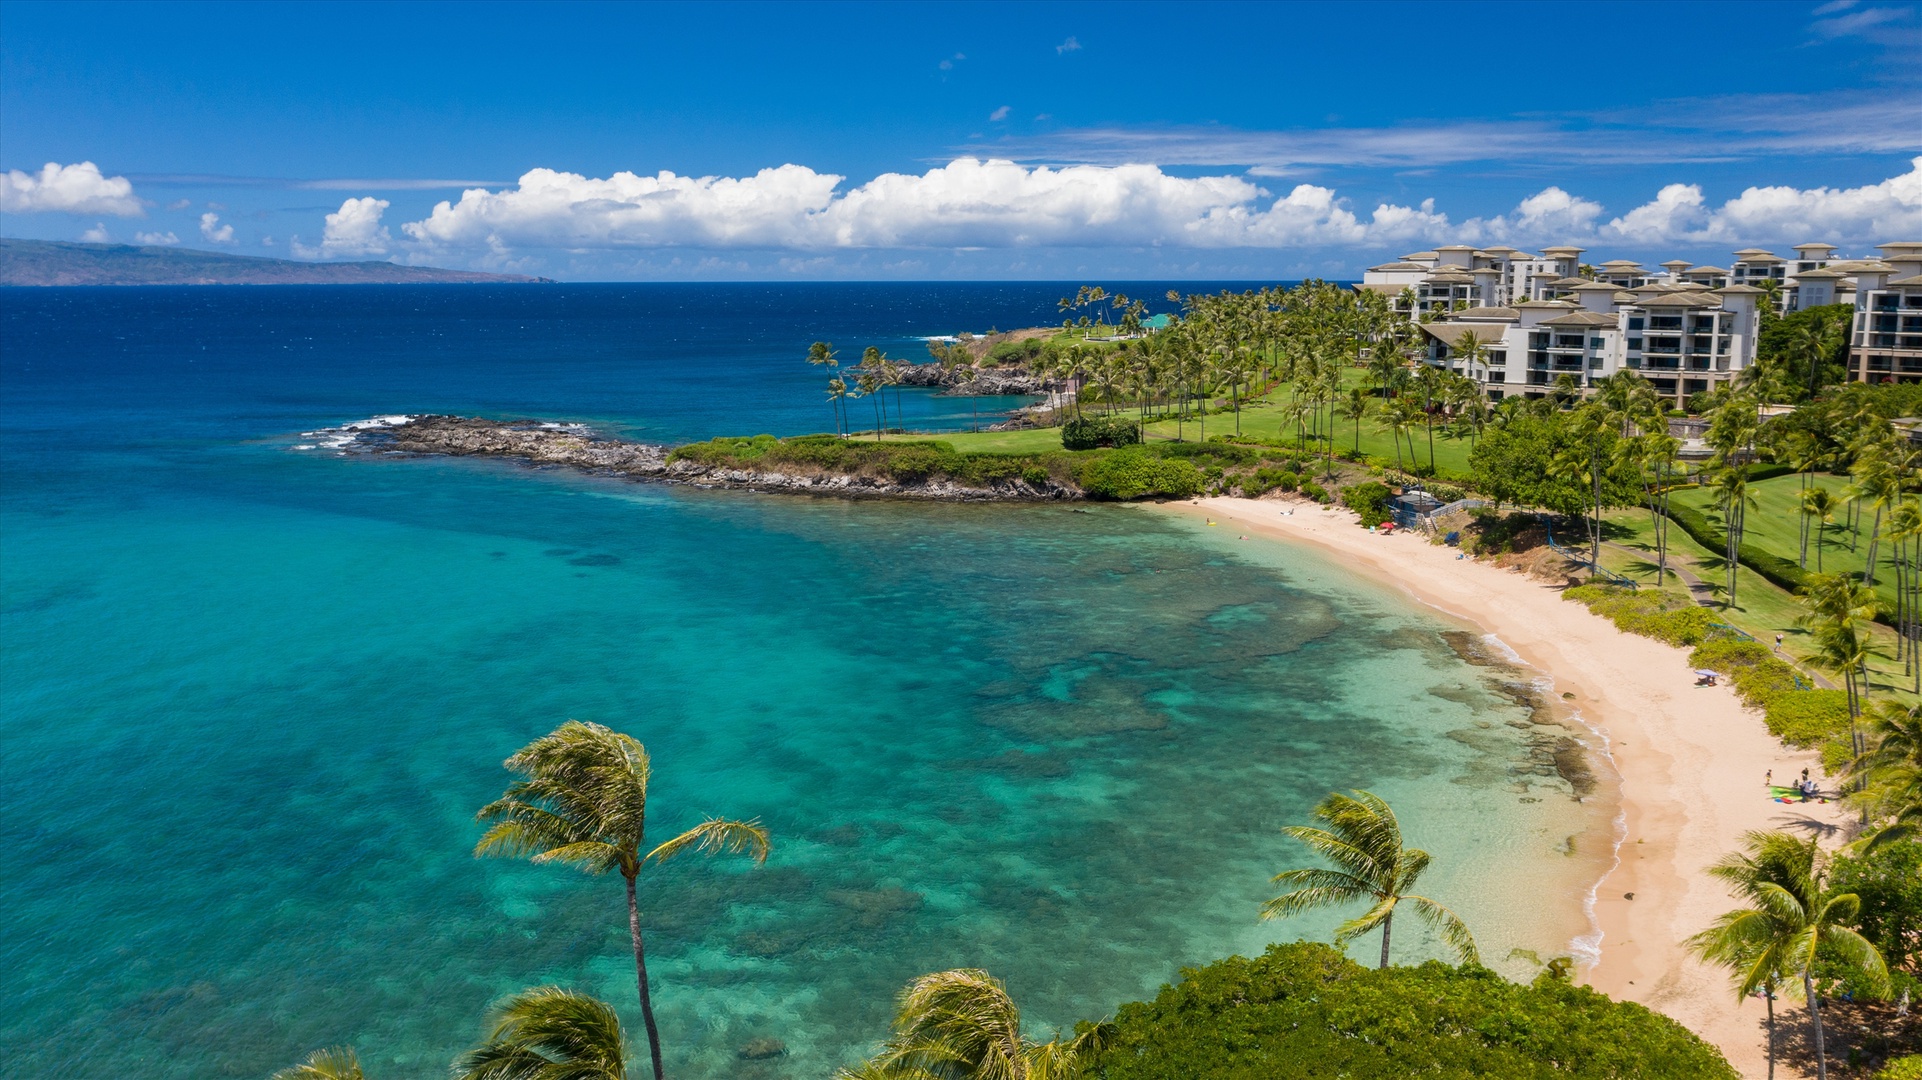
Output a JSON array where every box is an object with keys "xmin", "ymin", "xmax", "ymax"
[
  {"xmin": 1714, "ymin": 466, "xmax": 1758, "ymax": 609},
  {"xmin": 476, "ymin": 721, "xmax": 770, "ymax": 1080},
  {"xmin": 272, "ymin": 1048, "xmax": 365, "ymax": 1080},
  {"xmin": 1261, "ymin": 790, "xmax": 1478, "ymax": 969},
  {"xmin": 1849, "ymin": 700, "xmax": 1922, "ymax": 850},
  {"xmin": 455, "ymin": 986, "xmax": 628, "ymax": 1080},
  {"xmin": 1686, "ymin": 831, "xmax": 1889, "ymax": 1080},
  {"xmin": 1802, "ymin": 487, "xmax": 1837, "ymax": 573},
  {"xmin": 841, "ymin": 969, "xmax": 1110, "ymax": 1080},
  {"xmin": 809, "ymin": 342, "xmax": 841, "ymax": 434},
  {"xmin": 1336, "ymin": 388, "xmax": 1371, "ymax": 458}
]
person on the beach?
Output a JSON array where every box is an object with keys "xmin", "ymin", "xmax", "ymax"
[{"xmin": 1766, "ymin": 769, "xmax": 1772, "ymax": 788}]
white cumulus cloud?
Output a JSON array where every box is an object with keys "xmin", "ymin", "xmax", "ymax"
[
  {"xmin": 1601, "ymin": 157, "xmax": 1922, "ymax": 244},
  {"xmin": 2, "ymin": 161, "xmax": 142, "ymax": 216},
  {"xmin": 135, "ymin": 230, "xmax": 180, "ymax": 245},
  {"xmin": 199, "ymin": 212, "xmax": 235, "ymax": 243},
  {"xmin": 304, "ymin": 196, "xmax": 392, "ymax": 258},
  {"xmin": 388, "ymin": 157, "xmax": 1922, "ymax": 261},
  {"xmin": 80, "ymin": 223, "xmax": 111, "ymax": 242}
]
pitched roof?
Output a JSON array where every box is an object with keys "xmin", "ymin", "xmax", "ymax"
[
  {"xmin": 1367, "ymin": 261, "xmax": 1431, "ymax": 271},
  {"xmin": 1660, "ymin": 259, "xmax": 1692, "ymax": 268},
  {"xmin": 1458, "ymin": 306, "xmax": 1521, "ymax": 320},
  {"xmin": 1790, "ymin": 268, "xmax": 1848, "ymax": 279},
  {"xmin": 1735, "ymin": 252, "xmax": 1786, "ymax": 263},
  {"xmin": 1540, "ymin": 246, "xmax": 1586, "ymax": 254},
  {"xmin": 1541, "ymin": 311, "xmax": 1619, "ymax": 327},
  {"xmin": 1401, "ymin": 250, "xmax": 1441, "ymax": 260},
  {"xmin": 1793, "ymin": 242, "xmax": 1837, "ymax": 251},
  {"xmin": 1435, "ymin": 244, "xmax": 1478, "ymax": 251},
  {"xmin": 1636, "ymin": 293, "xmax": 1723, "ymax": 308},
  {"xmin": 1546, "ymin": 276, "xmax": 1591, "ymax": 287},
  {"xmin": 1599, "ymin": 260, "xmax": 1644, "ymax": 268},
  {"xmin": 1888, "ymin": 275, "xmax": 1922, "ymax": 286},
  {"xmin": 1420, "ymin": 322, "xmax": 1509, "ymax": 347},
  {"xmin": 1715, "ymin": 284, "xmax": 1765, "ymax": 295},
  {"xmin": 1515, "ymin": 299, "xmax": 1576, "ymax": 309},
  {"xmin": 1424, "ymin": 271, "xmax": 1474, "ymax": 284},
  {"xmin": 1685, "ymin": 265, "xmax": 1730, "ymax": 275}
]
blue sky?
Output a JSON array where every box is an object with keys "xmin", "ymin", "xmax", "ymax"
[{"xmin": 3, "ymin": 0, "xmax": 1918, "ymax": 279}]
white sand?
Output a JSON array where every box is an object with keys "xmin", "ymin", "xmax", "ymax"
[{"xmin": 1158, "ymin": 496, "xmax": 1848, "ymax": 1079}]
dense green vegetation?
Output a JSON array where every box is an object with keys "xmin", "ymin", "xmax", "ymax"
[
  {"xmin": 1562, "ymin": 583, "xmax": 1717, "ymax": 647},
  {"xmin": 1083, "ymin": 943, "xmax": 1735, "ymax": 1079},
  {"xmin": 1060, "ymin": 414, "xmax": 1142, "ymax": 449}
]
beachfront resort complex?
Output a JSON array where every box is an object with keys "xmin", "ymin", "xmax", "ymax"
[{"xmin": 1363, "ymin": 240, "xmax": 1922, "ymax": 404}]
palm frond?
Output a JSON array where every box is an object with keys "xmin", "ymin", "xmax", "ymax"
[
  {"xmin": 645, "ymin": 817, "xmax": 771, "ymax": 866},
  {"xmin": 270, "ymin": 1046, "xmax": 363, "ymax": 1080},
  {"xmin": 1404, "ymin": 894, "xmax": 1480, "ymax": 965},
  {"xmin": 457, "ymin": 985, "xmax": 626, "ymax": 1080}
]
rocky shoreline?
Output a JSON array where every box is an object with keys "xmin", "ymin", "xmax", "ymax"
[{"xmin": 300, "ymin": 414, "xmax": 1080, "ymax": 502}]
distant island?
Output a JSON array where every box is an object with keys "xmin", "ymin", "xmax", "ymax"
[{"xmin": 0, "ymin": 238, "xmax": 549, "ymax": 286}]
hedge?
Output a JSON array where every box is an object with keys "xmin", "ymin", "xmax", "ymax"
[
  {"xmin": 1686, "ymin": 638, "xmax": 1852, "ymax": 764},
  {"xmin": 1340, "ymin": 481, "xmax": 1393, "ymax": 527},
  {"xmin": 1061, "ymin": 414, "xmax": 1142, "ymax": 450}
]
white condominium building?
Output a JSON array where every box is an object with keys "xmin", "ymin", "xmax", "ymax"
[
  {"xmin": 1846, "ymin": 242, "xmax": 1922, "ymax": 385},
  {"xmin": 1359, "ymin": 238, "xmax": 1922, "ymax": 400}
]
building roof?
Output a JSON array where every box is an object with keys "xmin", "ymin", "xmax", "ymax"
[
  {"xmin": 1828, "ymin": 259, "xmax": 1897, "ymax": 273},
  {"xmin": 1660, "ymin": 259, "xmax": 1692, "ymax": 268},
  {"xmin": 1791, "ymin": 268, "xmax": 1848, "ymax": 280},
  {"xmin": 1478, "ymin": 245, "xmax": 1522, "ymax": 254},
  {"xmin": 1424, "ymin": 271, "xmax": 1474, "ymax": 284},
  {"xmin": 1570, "ymin": 282, "xmax": 1620, "ymax": 291},
  {"xmin": 1401, "ymin": 251, "xmax": 1440, "ymax": 261},
  {"xmin": 1685, "ymin": 265, "xmax": 1730, "ymax": 275},
  {"xmin": 1458, "ymin": 306, "xmax": 1521, "ymax": 320},
  {"xmin": 1435, "ymin": 244, "xmax": 1478, "ymax": 252},
  {"xmin": 1888, "ymin": 275, "xmax": 1922, "ymax": 287},
  {"xmin": 1541, "ymin": 311, "xmax": 1619, "ymax": 328},
  {"xmin": 1614, "ymin": 291, "xmax": 1638, "ymax": 303},
  {"xmin": 1515, "ymin": 299, "xmax": 1576, "ymax": 309},
  {"xmin": 1367, "ymin": 261, "xmax": 1430, "ymax": 272},
  {"xmin": 1715, "ymin": 284, "xmax": 1765, "ymax": 295},
  {"xmin": 1420, "ymin": 322, "xmax": 1511, "ymax": 348},
  {"xmin": 1546, "ymin": 276, "xmax": 1591, "ymax": 288},
  {"xmin": 1351, "ymin": 283, "xmax": 1407, "ymax": 296},
  {"xmin": 1599, "ymin": 260, "xmax": 1644, "ymax": 269},
  {"xmin": 1540, "ymin": 246, "xmax": 1586, "ymax": 254},
  {"xmin": 1793, "ymin": 243, "xmax": 1837, "ymax": 252},
  {"xmin": 1878, "ymin": 242, "xmax": 1922, "ymax": 252},
  {"xmin": 1637, "ymin": 293, "xmax": 1723, "ymax": 308},
  {"xmin": 1735, "ymin": 252, "xmax": 1786, "ymax": 263},
  {"xmin": 1731, "ymin": 248, "xmax": 1775, "ymax": 257}
]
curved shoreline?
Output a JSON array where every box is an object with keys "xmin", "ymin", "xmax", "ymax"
[{"xmin": 1157, "ymin": 495, "xmax": 1847, "ymax": 1079}]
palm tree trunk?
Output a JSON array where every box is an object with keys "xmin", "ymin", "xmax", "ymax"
[
  {"xmin": 1378, "ymin": 910, "xmax": 1393, "ymax": 969},
  {"xmin": 627, "ymin": 874, "xmax": 667, "ymax": 1080},
  {"xmin": 1804, "ymin": 969, "xmax": 1828, "ymax": 1080},
  {"xmin": 1765, "ymin": 988, "xmax": 1776, "ymax": 1080},
  {"xmin": 1864, "ymin": 505, "xmax": 1883, "ymax": 585}
]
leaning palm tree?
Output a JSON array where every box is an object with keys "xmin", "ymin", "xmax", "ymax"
[
  {"xmin": 455, "ymin": 986, "xmax": 627, "ymax": 1080},
  {"xmin": 840, "ymin": 968, "xmax": 1111, "ymax": 1080},
  {"xmin": 1686, "ymin": 831, "xmax": 1889, "ymax": 1080},
  {"xmin": 476, "ymin": 721, "xmax": 770, "ymax": 1080},
  {"xmin": 1801, "ymin": 487, "xmax": 1836, "ymax": 572},
  {"xmin": 1849, "ymin": 700, "xmax": 1922, "ymax": 850},
  {"xmin": 272, "ymin": 1047, "xmax": 365, "ymax": 1080},
  {"xmin": 1261, "ymin": 790, "xmax": 1478, "ymax": 969}
]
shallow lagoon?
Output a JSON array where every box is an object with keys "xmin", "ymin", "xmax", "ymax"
[{"xmin": 1, "ymin": 286, "xmax": 1606, "ymax": 1078}]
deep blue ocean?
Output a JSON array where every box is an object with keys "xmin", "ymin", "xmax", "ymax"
[{"xmin": 0, "ymin": 284, "xmax": 1603, "ymax": 1079}]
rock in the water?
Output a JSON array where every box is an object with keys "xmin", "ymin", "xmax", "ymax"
[{"xmin": 737, "ymin": 1038, "xmax": 787, "ymax": 1060}]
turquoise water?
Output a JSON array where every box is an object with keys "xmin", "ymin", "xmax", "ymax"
[{"xmin": 1, "ymin": 286, "xmax": 1605, "ymax": 1079}]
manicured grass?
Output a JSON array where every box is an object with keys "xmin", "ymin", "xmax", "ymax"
[
  {"xmin": 1598, "ymin": 507, "xmax": 1918, "ymax": 705},
  {"xmin": 1667, "ymin": 472, "xmax": 1903, "ymax": 615},
  {"xmin": 931, "ymin": 372, "xmax": 1479, "ymax": 475}
]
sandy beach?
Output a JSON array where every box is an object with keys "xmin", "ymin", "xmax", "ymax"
[{"xmin": 1161, "ymin": 496, "xmax": 1848, "ymax": 1079}]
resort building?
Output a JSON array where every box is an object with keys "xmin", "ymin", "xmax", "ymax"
[
  {"xmin": 1361, "ymin": 238, "xmax": 1922, "ymax": 399},
  {"xmin": 1846, "ymin": 242, "xmax": 1922, "ymax": 385}
]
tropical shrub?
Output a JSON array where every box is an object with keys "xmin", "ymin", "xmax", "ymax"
[
  {"xmin": 1082, "ymin": 942, "xmax": 1736, "ymax": 1079},
  {"xmin": 1760, "ymin": 690, "xmax": 1853, "ymax": 749},
  {"xmin": 1298, "ymin": 480, "xmax": 1329, "ymax": 503},
  {"xmin": 1880, "ymin": 1055, "xmax": 1922, "ymax": 1080},
  {"xmin": 1340, "ymin": 481, "xmax": 1394, "ymax": 527},
  {"xmin": 1061, "ymin": 414, "xmax": 1143, "ymax": 450},
  {"xmin": 1240, "ymin": 468, "xmax": 1298, "ymax": 497},
  {"xmin": 1563, "ymin": 585, "xmax": 1716, "ymax": 647},
  {"xmin": 1822, "ymin": 839, "xmax": 1922, "ymax": 1000},
  {"xmin": 1074, "ymin": 447, "xmax": 1203, "ymax": 500}
]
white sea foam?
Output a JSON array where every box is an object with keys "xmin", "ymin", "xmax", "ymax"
[{"xmin": 293, "ymin": 414, "xmax": 416, "ymax": 451}]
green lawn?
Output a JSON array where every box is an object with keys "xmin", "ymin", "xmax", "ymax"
[
  {"xmin": 1598, "ymin": 506, "xmax": 1918, "ymax": 705},
  {"xmin": 1667, "ymin": 472, "xmax": 1904, "ymax": 615},
  {"xmin": 927, "ymin": 374, "xmax": 1478, "ymax": 474}
]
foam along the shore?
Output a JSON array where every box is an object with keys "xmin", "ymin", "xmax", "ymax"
[{"xmin": 1159, "ymin": 496, "xmax": 1848, "ymax": 1079}]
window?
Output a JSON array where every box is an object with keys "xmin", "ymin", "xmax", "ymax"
[
  {"xmin": 1628, "ymin": 316, "xmax": 1645, "ymax": 330},
  {"xmin": 1628, "ymin": 338, "xmax": 1643, "ymax": 351},
  {"xmin": 1588, "ymin": 337, "xmax": 1605, "ymax": 349}
]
